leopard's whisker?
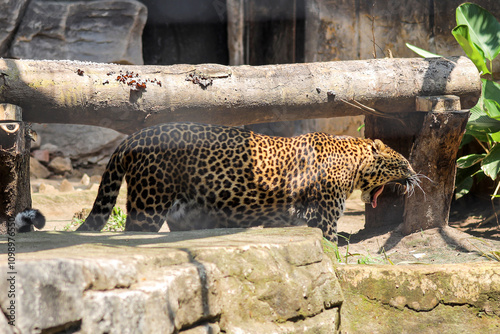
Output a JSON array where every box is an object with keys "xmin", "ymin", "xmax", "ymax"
[{"xmin": 404, "ymin": 173, "xmax": 431, "ymax": 200}]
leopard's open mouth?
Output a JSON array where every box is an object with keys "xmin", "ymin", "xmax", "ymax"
[
  {"xmin": 369, "ymin": 185, "xmax": 385, "ymax": 209},
  {"xmin": 361, "ymin": 174, "xmax": 424, "ymax": 208}
]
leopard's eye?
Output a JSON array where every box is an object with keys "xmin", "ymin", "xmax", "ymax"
[{"xmin": 1, "ymin": 123, "xmax": 20, "ymax": 134}]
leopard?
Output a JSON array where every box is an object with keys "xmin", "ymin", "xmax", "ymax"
[{"xmin": 76, "ymin": 122, "xmax": 421, "ymax": 242}]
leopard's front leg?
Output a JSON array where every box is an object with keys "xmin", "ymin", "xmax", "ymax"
[{"xmin": 302, "ymin": 197, "xmax": 344, "ymax": 243}]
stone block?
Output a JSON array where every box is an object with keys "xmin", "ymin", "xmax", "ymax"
[
  {"xmin": 0, "ymin": 258, "xmax": 137, "ymax": 333},
  {"xmin": 338, "ymin": 263, "xmax": 500, "ymax": 333},
  {"xmin": 0, "ymin": 228, "xmax": 341, "ymax": 333},
  {"xmin": 48, "ymin": 157, "xmax": 73, "ymax": 174},
  {"xmin": 29, "ymin": 156, "xmax": 51, "ymax": 179},
  {"xmin": 0, "ymin": 311, "xmax": 15, "ymax": 333},
  {"xmin": 180, "ymin": 323, "xmax": 220, "ymax": 334},
  {"xmin": 59, "ymin": 179, "xmax": 74, "ymax": 192},
  {"xmin": 10, "ymin": 0, "xmax": 147, "ymax": 64},
  {"xmin": 38, "ymin": 182, "xmax": 57, "ymax": 194},
  {"xmin": 0, "ymin": 0, "xmax": 29, "ymax": 56},
  {"xmin": 0, "ymin": 260, "xmax": 87, "ymax": 333},
  {"xmin": 32, "ymin": 149, "xmax": 50, "ymax": 163},
  {"xmin": 192, "ymin": 230, "xmax": 343, "ymax": 330},
  {"xmin": 81, "ymin": 289, "xmax": 148, "ymax": 334}
]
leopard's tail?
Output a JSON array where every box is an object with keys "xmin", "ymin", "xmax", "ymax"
[
  {"xmin": 76, "ymin": 152, "xmax": 125, "ymax": 231},
  {"xmin": 15, "ymin": 209, "xmax": 46, "ymax": 232}
]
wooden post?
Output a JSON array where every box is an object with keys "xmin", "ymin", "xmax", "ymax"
[
  {"xmin": 402, "ymin": 96, "xmax": 469, "ymax": 234},
  {"xmin": 0, "ymin": 104, "xmax": 32, "ymax": 234},
  {"xmin": 227, "ymin": 0, "xmax": 245, "ymax": 66},
  {"xmin": 364, "ymin": 112, "xmax": 426, "ymax": 228}
]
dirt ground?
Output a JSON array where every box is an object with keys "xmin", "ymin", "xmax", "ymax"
[
  {"xmin": 335, "ymin": 192, "xmax": 500, "ymax": 264},
  {"xmin": 31, "ymin": 177, "xmax": 500, "ymax": 265}
]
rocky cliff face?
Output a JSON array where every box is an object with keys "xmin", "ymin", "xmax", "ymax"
[
  {"xmin": 0, "ymin": 0, "xmax": 146, "ymax": 171},
  {"xmin": 1, "ymin": 0, "xmax": 147, "ymax": 64}
]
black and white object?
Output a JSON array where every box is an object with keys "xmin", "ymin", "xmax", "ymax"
[{"xmin": 14, "ymin": 209, "xmax": 46, "ymax": 232}]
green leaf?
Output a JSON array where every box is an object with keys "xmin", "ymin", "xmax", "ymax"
[
  {"xmin": 481, "ymin": 143, "xmax": 500, "ymax": 179},
  {"xmin": 452, "ymin": 25, "xmax": 491, "ymax": 74},
  {"xmin": 457, "ymin": 153, "xmax": 485, "ymax": 168},
  {"xmin": 456, "ymin": 164, "xmax": 482, "ymax": 188},
  {"xmin": 482, "ymin": 79, "xmax": 500, "ymax": 120},
  {"xmin": 483, "ymin": 98, "xmax": 500, "ymax": 120},
  {"xmin": 455, "ymin": 176, "xmax": 473, "ymax": 200},
  {"xmin": 456, "ymin": 3, "xmax": 500, "ymax": 61},
  {"xmin": 465, "ymin": 129, "xmax": 489, "ymax": 143},
  {"xmin": 489, "ymin": 130, "xmax": 500, "ymax": 142},
  {"xmin": 405, "ymin": 43, "xmax": 442, "ymax": 58},
  {"xmin": 466, "ymin": 100, "xmax": 500, "ymax": 134}
]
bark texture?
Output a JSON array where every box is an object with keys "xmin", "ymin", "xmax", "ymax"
[
  {"xmin": 0, "ymin": 57, "xmax": 479, "ymax": 134},
  {"xmin": 402, "ymin": 97, "xmax": 469, "ymax": 234},
  {"xmin": 0, "ymin": 104, "xmax": 31, "ymax": 233}
]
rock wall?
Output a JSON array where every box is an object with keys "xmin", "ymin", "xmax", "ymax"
[
  {"xmin": 0, "ymin": 0, "xmax": 145, "ymax": 170},
  {"xmin": 2, "ymin": 0, "xmax": 147, "ymax": 64},
  {"xmin": 1, "ymin": 227, "xmax": 499, "ymax": 333},
  {"xmin": 0, "ymin": 227, "xmax": 343, "ymax": 334},
  {"xmin": 338, "ymin": 264, "xmax": 500, "ymax": 333}
]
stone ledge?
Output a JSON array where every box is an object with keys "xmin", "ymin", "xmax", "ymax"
[
  {"xmin": 338, "ymin": 263, "xmax": 500, "ymax": 333},
  {"xmin": 3, "ymin": 227, "xmax": 497, "ymax": 334},
  {"xmin": 0, "ymin": 227, "xmax": 342, "ymax": 334}
]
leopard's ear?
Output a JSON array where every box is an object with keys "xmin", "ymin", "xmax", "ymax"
[{"xmin": 372, "ymin": 139, "xmax": 386, "ymax": 153}]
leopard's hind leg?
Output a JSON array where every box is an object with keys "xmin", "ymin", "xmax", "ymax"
[
  {"xmin": 124, "ymin": 181, "xmax": 172, "ymax": 232},
  {"xmin": 77, "ymin": 153, "xmax": 124, "ymax": 231},
  {"xmin": 125, "ymin": 206, "xmax": 169, "ymax": 232}
]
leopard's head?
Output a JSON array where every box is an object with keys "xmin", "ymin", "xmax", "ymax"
[{"xmin": 358, "ymin": 139, "xmax": 421, "ymax": 208}]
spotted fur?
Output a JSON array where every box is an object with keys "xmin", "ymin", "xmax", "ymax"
[{"xmin": 77, "ymin": 122, "xmax": 418, "ymax": 241}]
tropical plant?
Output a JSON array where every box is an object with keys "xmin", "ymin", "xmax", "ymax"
[{"xmin": 407, "ymin": 3, "xmax": 500, "ymax": 199}]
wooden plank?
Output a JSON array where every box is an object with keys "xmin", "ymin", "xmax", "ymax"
[
  {"xmin": 305, "ymin": 0, "xmax": 357, "ymax": 62},
  {"xmin": 303, "ymin": 0, "xmax": 362, "ymax": 137},
  {"xmin": 358, "ymin": 0, "xmax": 430, "ymax": 59},
  {"xmin": 242, "ymin": 0, "xmax": 301, "ymax": 136},
  {"xmin": 246, "ymin": 0, "xmax": 297, "ymax": 65}
]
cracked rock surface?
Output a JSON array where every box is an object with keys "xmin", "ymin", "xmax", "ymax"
[
  {"xmin": 1, "ymin": 226, "xmax": 498, "ymax": 334},
  {"xmin": 0, "ymin": 227, "xmax": 342, "ymax": 334},
  {"xmin": 338, "ymin": 263, "xmax": 500, "ymax": 333}
]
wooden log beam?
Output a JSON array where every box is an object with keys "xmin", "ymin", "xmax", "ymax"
[{"xmin": 0, "ymin": 57, "xmax": 480, "ymax": 134}]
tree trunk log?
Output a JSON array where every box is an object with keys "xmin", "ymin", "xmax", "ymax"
[
  {"xmin": 0, "ymin": 104, "xmax": 31, "ymax": 234},
  {"xmin": 402, "ymin": 96, "xmax": 469, "ymax": 234},
  {"xmin": 0, "ymin": 57, "xmax": 479, "ymax": 134}
]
